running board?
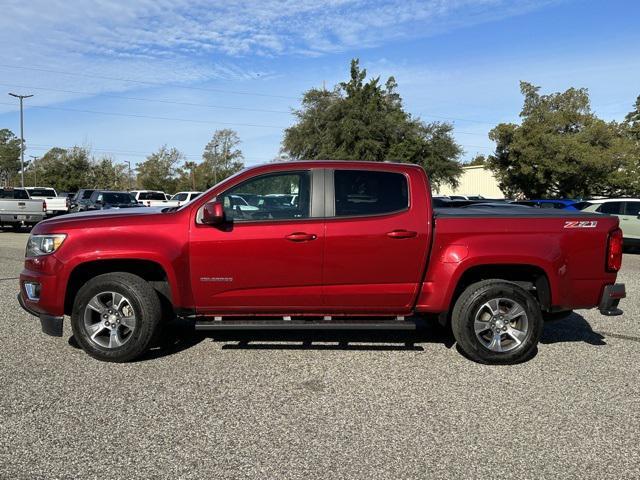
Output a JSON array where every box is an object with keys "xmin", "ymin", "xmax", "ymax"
[{"xmin": 194, "ymin": 319, "xmax": 417, "ymax": 331}]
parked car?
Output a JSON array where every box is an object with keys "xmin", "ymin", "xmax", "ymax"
[
  {"xmin": 130, "ymin": 190, "xmax": 170, "ymax": 207},
  {"xmin": 578, "ymin": 198, "xmax": 640, "ymax": 248},
  {"xmin": 0, "ymin": 188, "xmax": 46, "ymax": 230},
  {"xmin": 513, "ymin": 199, "xmax": 580, "ymax": 210},
  {"xmin": 70, "ymin": 189, "xmax": 96, "ymax": 212},
  {"xmin": 25, "ymin": 187, "xmax": 69, "ymax": 216},
  {"xmin": 165, "ymin": 191, "xmax": 202, "ymax": 207},
  {"xmin": 18, "ymin": 161, "xmax": 625, "ymax": 364},
  {"xmin": 59, "ymin": 192, "xmax": 77, "ymax": 202},
  {"xmin": 462, "ymin": 202, "xmax": 531, "ymax": 209},
  {"xmin": 84, "ymin": 191, "xmax": 144, "ymax": 210},
  {"xmin": 234, "ymin": 193, "xmax": 261, "ymax": 207}
]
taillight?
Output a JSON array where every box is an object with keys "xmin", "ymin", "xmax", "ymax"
[
  {"xmin": 43, "ymin": 201, "xmax": 46, "ymax": 212},
  {"xmin": 606, "ymin": 228, "xmax": 623, "ymax": 272}
]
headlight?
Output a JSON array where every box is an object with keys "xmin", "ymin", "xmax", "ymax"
[{"xmin": 26, "ymin": 234, "xmax": 67, "ymax": 257}]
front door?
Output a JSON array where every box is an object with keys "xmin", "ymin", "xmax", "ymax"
[
  {"xmin": 189, "ymin": 170, "xmax": 324, "ymax": 314},
  {"xmin": 322, "ymin": 168, "xmax": 430, "ymax": 313}
]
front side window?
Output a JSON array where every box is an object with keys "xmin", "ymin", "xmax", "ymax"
[
  {"xmin": 598, "ymin": 202, "xmax": 623, "ymax": 215},
  {"xmin": 221, "ymin": 172, "xmax": 310, "ymax": 221},
  {"xmin": 334, "ymin": 170, "xmax": 408, "ymax": 217}
]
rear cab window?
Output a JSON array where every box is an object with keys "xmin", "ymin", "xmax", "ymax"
[
  {"xmin": 139, "ymin": 192, "xmax": 166, "ymax": 201},
  {"xmin": 333, "ymin": 170, "xmax": 408, "ymax": 217},
  {"xmin": 0, "ymin": 189, "xmax": 30, "ymax": 199}
]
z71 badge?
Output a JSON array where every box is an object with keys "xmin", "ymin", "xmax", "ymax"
[{"xmin": 564, "ymin": 220, "xmax": 598, "ymax": 228}]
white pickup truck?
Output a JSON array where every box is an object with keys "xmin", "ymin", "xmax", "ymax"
[
  {"xmin": 0, "ymin": 188, "xmax": 46, "ymax": 230},
  {"xmin": 163, "ymin": 191, "xmax": 202, "ymax": 207},
  {"xmin": 25, "ymin": 187, "xmax": 69, "ymax": 216},
  {"xmin": 130, "ymin": 190, "xmax": 171, "ymax": 207}
]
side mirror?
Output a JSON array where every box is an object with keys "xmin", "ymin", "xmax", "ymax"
[{"xmin": 202, "ymin": 200, "xmax": 226, "ymax": 225}]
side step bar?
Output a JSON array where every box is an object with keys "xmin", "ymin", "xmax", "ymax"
[{"xmin": 195, "ymin": 319, "xmax": 417, "ymax": 331}]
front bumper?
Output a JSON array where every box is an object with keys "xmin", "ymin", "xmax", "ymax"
[
  {"xmin": 599, "ymin": 283, "xmax": 625, "ymax": 316},
  {"xmin": 17, "ymin": 293, "xmax": 64, "ymax": 337}
]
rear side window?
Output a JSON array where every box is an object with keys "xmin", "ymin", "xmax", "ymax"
[
  {"xmin": 624, "ymin": 201, "xmax": 640, "ymax": 216},
  {"xmin": 597, "ymin": 202, "xmax": 623, "ymax": 214},
  {"xmin": 334, "ymin": 170, "xmax": 408, "ymax": 217}
]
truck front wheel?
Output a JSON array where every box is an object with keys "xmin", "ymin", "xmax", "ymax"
[
  {"xmin": 71, "ymin": 272, "xmax": 162, "ymax": 362},
  {"xmin": 451, "ymin": 280, "xmax": 543, "ymax": 364}
]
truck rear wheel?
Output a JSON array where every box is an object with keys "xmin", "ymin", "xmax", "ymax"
[
  {"xmin": 451, "ymin": 280, "xmax": 543, "ymax": 364},
  {"xmin": 71, "ymin": 272, "xmax": 162, "ymax": 362}
]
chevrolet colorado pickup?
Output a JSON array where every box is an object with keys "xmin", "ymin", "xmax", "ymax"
[{"xmin": 18, "ymin": 161, "xmax": 626, "ymax": 364}]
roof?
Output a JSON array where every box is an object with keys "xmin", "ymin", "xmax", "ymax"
[{"xmin": 584, "ymin": 198, "xmax": 640, "ymax": 203}]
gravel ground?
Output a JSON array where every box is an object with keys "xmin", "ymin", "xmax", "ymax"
[{"xmin": 0, "ymin": 231, "xmax": 638, "ymax": 479}]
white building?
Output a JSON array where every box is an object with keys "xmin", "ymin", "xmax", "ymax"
[{"xmin": 433, "ymin": 165, "xmax": 505, "ymax": 199}]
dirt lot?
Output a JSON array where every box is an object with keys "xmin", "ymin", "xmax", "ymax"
[{"xmin": 1, "ymin": 231, "xmax": 638, "ymax": 479}]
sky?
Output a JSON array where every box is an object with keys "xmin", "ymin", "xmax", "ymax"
[{"xmin": 0, "ymin": 0, "xmax": 639, "ymax": 170}]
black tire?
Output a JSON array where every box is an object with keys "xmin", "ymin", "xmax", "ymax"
[
  {"xmin": 451, "ymin": 279, "xmax": 543, "ymax": 365},
  {"xmin": 71, "ymin": 272, "xmax": 162, "ymax": 362}
]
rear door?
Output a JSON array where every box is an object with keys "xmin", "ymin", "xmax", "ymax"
[
  {"xmin": 322, "ymin": 167, "xmax": 431, "ymax": 313},
  {"xmin": 621, "ymin": 201, "xmax": 640, "ymax": 240}
]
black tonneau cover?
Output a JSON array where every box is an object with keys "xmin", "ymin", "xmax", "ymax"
[{"xmin": 434, "ymin": 207, "xmax": 603, "ymax": 218}]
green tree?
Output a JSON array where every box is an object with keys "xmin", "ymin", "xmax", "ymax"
[
  {"xmin": 487, "ymin": 82, "xmax": 638, "ymax": 198},
  {"xmin": 467, "ymin": 154, "xmax": 487, "ymax": 166},
  {"xmin": 90, "ymin": 157, "xmax": 129, "ymax": 190},
  {"xmin": 282, "ymin": 59, "xmax": 463, "ymax": 189},
  {"xmin": 0, "ymin": 129, "xmax": 21, "ymax": 186},
  {"xmin": 198, "ymin": 129, "xmax": 244, "ymax": 188},
  {"xmin": 136, "ymin": 145, "xmax": 184, "ymax": 193},
  {"xmin": 35, "ymin": 146, "xmax": 93, "ymax": 192}
]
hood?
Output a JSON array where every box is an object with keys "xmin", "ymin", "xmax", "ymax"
[{"xmin": 33, "ymin": 206, "xmax": 174, "ymax": 233}]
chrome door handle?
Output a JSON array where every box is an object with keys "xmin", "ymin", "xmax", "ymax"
[
  {"xmin": 285, "ymin": 232, "xmax": 317, "ymax": 242},
  {"xmin": 387, "ymin": 230, "xmax": 417, "ymax": 239}
]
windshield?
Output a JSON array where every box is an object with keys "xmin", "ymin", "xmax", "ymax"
[
  {"xmin": 102, "ymin": 193, "xmax": 138, "ymax": 204},
  {"xmin": 27, "ymin": 188, "xmax": 56, "ymax": 197}
]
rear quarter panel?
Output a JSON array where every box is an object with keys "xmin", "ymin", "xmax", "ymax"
[{"xmin": 416, "ymin": 213, "xmax": 620, "ymax": 313}]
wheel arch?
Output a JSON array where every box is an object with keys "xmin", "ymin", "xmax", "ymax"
[
  {"xmin": 451, "ymin": 263, "xmax": 552, "ymax": 313},
  {"xmin": 64, "ymin": 259, "xmax": 174, "ymax": 316}
]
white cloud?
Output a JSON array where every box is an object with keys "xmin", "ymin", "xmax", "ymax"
[{"xmin": 0, "ymin": 1, "xmax": 558, "ymax": 88}]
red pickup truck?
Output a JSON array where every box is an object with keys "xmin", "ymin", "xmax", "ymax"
[{"xmin": 18, "ymin": 161, "xmax": 626, "ymax": 364}]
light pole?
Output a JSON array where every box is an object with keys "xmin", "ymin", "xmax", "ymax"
[
  {"xmin": 8, "ymin": 93, "xmax": 34, "ymax": 188},
  {"xmin": 213, "ymin": 142, "xmax": 219, "ymax": 185},
  {"xmin": 123, "ymin": 160, "xmax": 132, "ymax": 190},
  {"xmin": 29, "ymin": 155, "xmax": 39, "ymax": 186}
]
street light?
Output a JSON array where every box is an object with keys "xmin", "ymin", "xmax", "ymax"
[
  {"xmin": 123, "ymin": 160, "xmax": 132, "ymax": 190},
  {"xmin": 8, "ymin": 93, "xmax": 34, "ymax": 188},
  {"xmin": 29, "ymin": 155, "xmax": 39, "ymax": 187}
]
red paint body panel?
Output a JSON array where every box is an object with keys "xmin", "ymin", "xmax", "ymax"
[{"xmin": 18, "ymin": 160, "xmax": 621, "ymax": 320}]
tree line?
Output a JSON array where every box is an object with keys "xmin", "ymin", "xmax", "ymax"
[{"xmin": 1, "ymin": 59, "xmax": 639, "ymax": 198}]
